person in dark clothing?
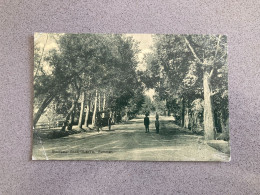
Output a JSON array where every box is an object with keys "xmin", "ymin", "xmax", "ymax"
[
  {"xmin": 156, "ymin": 112, "xmax": 159, "ymax": 120},
  {"xmin": 144, "ymin": 113, "xmax": 150, "ymax": 133}
]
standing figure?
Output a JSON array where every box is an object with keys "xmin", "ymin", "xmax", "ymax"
[
  {"xmin": 156, "ymin": 112, "xmax": 159, "ymax": 120},
  {"xmin": 108, "ymin": 116, "xmax": 112, "ymax": 131},
  {"xmin": 144, "ymin": 113, "xmax": 150, "ymax": 133},
  {"xmin": 155, "ymin": 115, "xmax": 160, "ymax": 134}
]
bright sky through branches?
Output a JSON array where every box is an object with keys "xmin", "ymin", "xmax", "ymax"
[
  {"xmin": 126, "ymin": 34, "xmax": 155, "ymax": 100},
  {"xmin": 126, "ymin": 34, "xmax": 153, "ymax": 71}
]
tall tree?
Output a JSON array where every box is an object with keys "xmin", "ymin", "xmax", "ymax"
[
  {"xmin": 143, "ymin": 34, "xmax": 227, "ymax": 140},
  {"xmin": 92, "ymin": 90, "xmax": 98, "ymax": 126},
  {"xmin": 78, "ymin": 92, "xmax": 85, "ymax": 128},
  {"xmin": 34, "ymin": 33, "xmax": 145, "ymax": 128},
  {"xmin": 184, "ymin": 35, "xmax": 227, "ymax": 140}
]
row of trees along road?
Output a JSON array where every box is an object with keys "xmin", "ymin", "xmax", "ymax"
[
  {"xmin": 141, "ymin": 35, "xmax": 228, "ymax": 140},
  {"xmin": 34, "ymin": 34, "xmax": 145, "ymax": 129}
]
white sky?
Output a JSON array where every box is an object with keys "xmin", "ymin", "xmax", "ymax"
[{"xmin": 34, "ymin": 33, "xmax": 57, "ymax": 51}]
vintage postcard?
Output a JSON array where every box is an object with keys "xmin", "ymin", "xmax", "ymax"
[{"xmin": 33, "ymin": 33, "xmax": 230, "ymax": 161}]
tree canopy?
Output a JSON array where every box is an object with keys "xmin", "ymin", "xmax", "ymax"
[
  {"xmin": 142, "ymin": 34, "xmax": 228, "ymax": 140},
  {"xmin": 34, "ymin": 34, "xmax": 144, "ymax": 127},
  {"xmin": 34, "ymin": 33, "xmax": 228, "ymax": 141}
]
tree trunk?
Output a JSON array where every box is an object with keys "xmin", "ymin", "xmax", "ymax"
[
  {"xmin": 98, "ymin": 93, "xmax": 101, "ymax": 112},
  {"xmin": 203, "ymin": 71, "xmax": 216, "ymax": 140},
  {"xmin": 65, "ymin": 100, "xmax": 77, "ymax": 122},
  {"xmin": 181, "ymin": 97, "xmax": 185, "ymax": 127},
  {"xmin": 84, "ymin": 99, "xmax": 90, "ymax": 127},
  {"xmin": 61, "ymin": 91, "xmax": 80, "ymax": 131},
  {"xmin": 220, "ymin": 109, "xmax": 226, "ymax": 133},
  {"xmin": 70, "ymin": 110, "xmax": 75, "ymax": 124},
  {"xmin": 33, "ymin": 94, "xmax": 55, "ymax": 127},
  {"xmin": 125, "ymin": 107, "xmax": 129, "ymax": 121},
  {"xmin": 78, "ymin": 92, "xmax": 85, "ymax": 128},
  {"xmin": 184, "ymin": 107, "xmax": 189, "ymax": 129},
  {"xmin": 103, "ymin": 93, "xmax": 106, "ymax": 110},
  {"xmin": 102, "ymin": 93, "xmax": 106, "ymax": 117},
  {"xmin": 191, "ymin": 113, "xmax": 196, "ymax": 132},
  {"xmin": 92, "ymin": 90, "xmax": 98, "ymax": 126},
  {"xmin": 112, "ymin": 111, "xmax": 115, "ymax": 124}
]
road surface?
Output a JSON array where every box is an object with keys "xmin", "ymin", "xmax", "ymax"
[{"xmin": 32, "ymin": 116, "xmax": 230, "ymax": 161}]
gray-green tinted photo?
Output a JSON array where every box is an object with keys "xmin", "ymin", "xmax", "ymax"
[{"xmin": 33, "ymin": 33, "xmax": 230, "ymax": 161}]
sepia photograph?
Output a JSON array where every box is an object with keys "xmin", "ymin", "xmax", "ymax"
[{"xmin": 33, "ymin": 33, "xmax": 230, "ymax": 161}]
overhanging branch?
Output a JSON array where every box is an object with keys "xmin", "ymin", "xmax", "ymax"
[
  {"xmin": 214, "ymin": 35, "xmax": 222, "ymax": 59},
  {"xmin": 184, "ymin": 37, "xmax": 203, "ymax": 64}
]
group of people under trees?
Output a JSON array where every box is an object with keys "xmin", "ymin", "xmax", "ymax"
[
  {"xmin": 144, "ymin": 113, "xmax": 160, "ymax": 134},
  {"xmin": 88, "ymin": 111, "xmax": 161, "ymax": 134},
  {"xmin": 96, "ymin": 112, "xmax": 161, "ymax": 134},
  {"xmin": 96, "ymin": 114, "xmax": 113, "ymax": 133}
]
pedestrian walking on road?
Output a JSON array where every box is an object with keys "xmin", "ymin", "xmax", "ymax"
[
  {"xmin": 155, "ymin": 115, "xmax": 160, "ymax": 134},
  {"xmin": 156, "ymin": 112, "xmax": 159, "ymax": 120},
  {"xmin": 144, "ymin": 113, "xmax": 150, "ymax": 133}
]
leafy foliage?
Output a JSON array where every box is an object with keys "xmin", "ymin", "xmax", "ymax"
[
  {"xmin": 34, "ymin": 34, "xmax": 144, "ymax": 125},
  {"xmin": 143, "ymin": 34, "xmax": 228, "ymax": 138}
]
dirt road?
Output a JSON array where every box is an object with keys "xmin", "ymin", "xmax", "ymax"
[{"xmin": 33, "ymin": 116, "xmax": 230, "ymax": 161}]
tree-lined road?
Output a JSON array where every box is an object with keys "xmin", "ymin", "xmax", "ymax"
[{"xmin": 33, "ymin": 116, "xmax": 230, "ymax": 161}]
